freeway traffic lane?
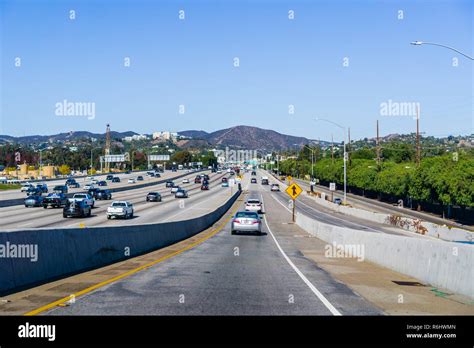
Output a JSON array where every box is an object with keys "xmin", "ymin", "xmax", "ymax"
[
  {"xmin": 259, "ymin": 170, "xmax": 427, "ymax": 238},
  {"xmin": 46, "ymin": 177, "xmax": 382, "ymax": 315},
  {"xmin": 0, "ymin": 171, "xmax": 226, "ymax": 230}
]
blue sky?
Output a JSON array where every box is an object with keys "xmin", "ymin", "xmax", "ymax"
[{"xmin": 1, "ymin": 0, "xmax": 472, "ymax": 142}]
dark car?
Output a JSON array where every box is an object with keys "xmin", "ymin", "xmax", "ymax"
[
  {"xmin": 251, "ymin": 178, "xmax": 257, "ymax": 184},
  {"xmin": 211, "ymin": 168, "xmax": 217, "ymax": 173},
  {"xmin": 194, "ymin": 176, "xmax": 202, "ymax": 184},
  {"xmin": 112, "ymin": 177, "xmax": 121, "ymax": 183},
  {"xmin": 87, "ymin": 188, "xmax": 101, "ymax": 199},
  {"xmin": 53, "ymin": 185, "xmax": 68, "ymax": 194},
  {"xmin": 137, "ymin": 176, "xmax": 144, "ymax": 181},
  {"xmin": 65, "ymin": 178, "xmax": 78, "ymax": 186},
  {"xmin": 63, "ymin": 200, "xmax": 91, "ymax": 218},
  {"xmin": 68, "ymin": 181, "xmax": 80, "ymax": 188},
  {"xmin": 146, "ymin": 192, "xmax": 162, "ymax": 202},
  {"xmin": 149, "ymin": 172, "xmax": 155, "ymax": 177},
  {"xmin": 26, "ymin": 186, "xmax": 43, "ymax": 196},
  {"xmin": 203, "ymin": 174, "xmax": 210, "ymax": 181},
  {"xmin": 222, "ymin": 177, "xmax": 228, "ymax": 183},
  {"xmin": 165, "ymin": 181, "xmax": 174, "ymax": 188},
  {"xmin": 154, "ymin": 172, "xmax": 161, "ymax": 178},
  {"xmin": 251, "ymin": 171, "xmax": 256, "ymax": 176},
  {"xmin": 24, "ymin": 195, "xmax": 44, "ymax": 207},
  {"xmin": 202, "ymin": 179, "xmax": 209, "ymax": 185},
  {"xmin": 43, "ymin": 193, "xmax": 68, "ymax": 208},
  {"xmin": 97, "ymin": 180, "xmax": 107, "ymax": 187},
  {"xmin": 96, "ymin": 189, "xmax": 112, "ymax": 200},
  {"xmin": 334, "ymin": 198, "xmax": 342, "ymax": 205},
  {"xmin": 36, "ymin": 184, "xmax": 48, "ymax": 193},
  {"xmin": 201, "ymin": 184, "xmax": 209, "ymax": 190},
  {"xmin": 106, "ymin": 174, "xmax": 114, "ymax": 181}
]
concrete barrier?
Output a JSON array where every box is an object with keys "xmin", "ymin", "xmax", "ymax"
[
  {"xmin": 0, "ymin": 190, "xmax": 240, "ymax": 295},
  {"xmin": 296, "ymin": 212, "xmax": 474, "ymax": 299}
]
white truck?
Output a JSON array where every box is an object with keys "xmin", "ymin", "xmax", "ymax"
[
  {"xmin": 70, "ymin": 193, "xmax": 95, "ymax": 208},
  {"xmin": 106, "ymin": 201, "xmax": 134, "ymax": 219}
]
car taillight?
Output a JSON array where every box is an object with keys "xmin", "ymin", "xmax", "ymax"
[
  {"xmin": 252, "ymin": 220, "xmax": 260, "ymax": 224},
  {"xmin": 233, "ymin": 219, "xmax": 241, "ymax": 223}
]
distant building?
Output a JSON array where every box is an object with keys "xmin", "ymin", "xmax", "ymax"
[
  {"xmin": 152, "ymin": 131, "xmax": 178, "ymax": 142},
  {"xmin": 124, "ymin": 134, "xmax": 148, "ymax": 142}
]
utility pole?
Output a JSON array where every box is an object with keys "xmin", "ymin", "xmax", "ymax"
[
  {"xmin": 348, "ymin": 127, "xmax": 351, "ymax": 167},
  {"xmin": 376, "ymin": 120, "xmax": 381, "ymax": 168},
  {"xmin": 416, "ymin": 106, "xmax": 421, "ymax": 166},
  {"xmin": 104, "ymin": 124, "xmax": 111, "ymax": 172},
  {"xmin": 331, "ymin": 134, "xmax": 334, "ymax": 163}
]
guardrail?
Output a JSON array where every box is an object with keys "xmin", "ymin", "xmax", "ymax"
[
  {"xmin": 0, "ymin": 188, "xmax": 240, "ymax": 295},
  {"xmin": 0, "ymin": 170, "xmax": 204, "ymax": 208}
]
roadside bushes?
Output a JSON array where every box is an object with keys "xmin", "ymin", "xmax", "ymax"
[{"xmin": 279, "ymin": 155, "xmax": 474, "ymax": 208}]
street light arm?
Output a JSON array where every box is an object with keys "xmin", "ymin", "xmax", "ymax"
[{"xmin": 411, "ymin": 41, "xmax": 474, "ymax": 60}]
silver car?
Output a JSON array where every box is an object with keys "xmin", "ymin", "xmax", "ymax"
[
  {"xmin": 175, "ymin": 189, "xmax": 188, "ymax": 198},
  {"xmin": 231, "ymin": 211, "xmax": 262, "ymax": 235}
]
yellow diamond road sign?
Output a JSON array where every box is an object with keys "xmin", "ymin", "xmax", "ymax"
[{"xmin": 286, "ymin": 183, "xmax": 303, "ymax": 200}]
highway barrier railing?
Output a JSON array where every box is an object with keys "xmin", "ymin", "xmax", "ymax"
[{"xmin": 0, "ymin": 189, "xmax": 240, "ymax": 295}]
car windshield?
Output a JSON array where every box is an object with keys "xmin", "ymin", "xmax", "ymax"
[
  {"xmin": 112, "ymin": 202, "xmax": 126, "ymax": 207},
  {"xmin": 148, "ymin": 192, "xmax": 158, "ymax": 195},
  {"xmin": 247, "ymin": 199, "xmax": 260, "ymax": 204},
  {"xmin": 235, "ymin": 212, "xmax": 259, "ymax": 219}
]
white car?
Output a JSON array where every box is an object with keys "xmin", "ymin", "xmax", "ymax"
[
  {"xmin": 106, "ymin": 201, "xmax": 134, "ymax": 219},
  {"xmin": 217, "ymin": 170, "xmax": 222, "ymax": 174},
  {"xmin": 91, "ymin": 179, "xmax": 99, "ymax": 184},
  {"xmin": 182, "ymin": 178, "xmax": 190, "ymax": 184},
  {"xmin": 270, "ymin": 184, "xmax": 280, "ymax": 192},
  {"xmin": 21, "ymin": 183, "xmax": 34, "ymax": 192},
  {"xmin": 245, "ymin": 198, "xmax": 263, "ymax": 214},
  {"xmin": 171, "ymin": 185, "xmax": 180, "ymax": 193},
  {"xmin": 83, "ymin": 183, "xmax": 95, "ymax": 191},
  {"xmin": 70, "ymin": 193, "xmax": 95, "ymax": 208},
  {"xmin": 128, "ymin": 178, "xmax": 136, "ymax": 184}
]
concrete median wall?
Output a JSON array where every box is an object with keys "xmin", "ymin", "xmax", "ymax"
[
  {"xmin": 296, "ymin": 212, "xmax": 474, "ymax": 299},
  {"xmin": 0, "ymin": 190, "xmax": 240, "ymax": 295}
]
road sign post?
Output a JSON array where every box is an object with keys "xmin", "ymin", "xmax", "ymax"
[{"xmin": 285, "ymin": 182, "xmax": 302, "ymax": 222}]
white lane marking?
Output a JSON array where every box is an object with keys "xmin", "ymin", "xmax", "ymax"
[{"xmin": 261, "ymin": 197, "xmax": 342, "ymax": 316}]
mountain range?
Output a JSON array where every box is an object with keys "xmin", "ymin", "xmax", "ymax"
[{"xmin": 0, "ymin": 126, "xmax": 322, "ymax": 151}]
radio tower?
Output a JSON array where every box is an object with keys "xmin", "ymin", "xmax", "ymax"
[{"xmin": 105, "ymin": 124, "xmax": 111, "ymax": 172}]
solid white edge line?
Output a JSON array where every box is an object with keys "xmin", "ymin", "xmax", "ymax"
[{"xmin": 261, "ymin": 197, "xmax": 342, "ymax": 316}]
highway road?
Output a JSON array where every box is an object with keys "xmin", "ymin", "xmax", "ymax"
[
  {"xmin": 0, "ymin": 171, "xmax": 232, "ymax": 231},
  {"xmin": 46, "ymin": 173, "xmax": 383, "ymax": 315},
  {"xmin": 287, "ymin": 175, "xmax": 474, "ymax": 232},
  {"xmin": 0, "ymin": 169, "xmax": 177, "ymax": 201},
  {"xmin": 259, "ymin": 171, "xmax": 433, "ymax": 239}
]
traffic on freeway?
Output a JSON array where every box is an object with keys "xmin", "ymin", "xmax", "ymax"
[{"xmin": 1, "ymin": 0, "xmax": 472, "ymax": 346}]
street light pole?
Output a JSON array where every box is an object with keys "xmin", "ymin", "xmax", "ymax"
[
  {"xmin": 302, "ymin": 144, "xmax": 315, "ymax": 179},
  {"xmin": 315, "ymin": 118, "xmax": 348, "ymax": 204},
  {"xmin": 410, "ymin": 41, "xmax": 474, "ymax": 60}
]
